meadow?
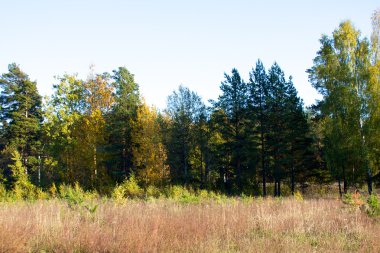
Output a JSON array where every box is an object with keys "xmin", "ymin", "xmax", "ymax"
[{"xmin": 1, "ymin": 190, "xmax": 380, "ymax": 253}]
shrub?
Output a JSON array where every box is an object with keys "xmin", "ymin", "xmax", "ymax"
[
  {"xmin": 294, "ymin": 190, "xmax": 304, "ymax": 201},
  {"xmin": 343, "ymin": 193, "xmax": 354, "ymax": 205},
  {"xmin": 36, "ymin": 188, "xmax": 49, "ymax": 200},
  {"xmin": 0, "ymin": 183, "xmax": 7, "ymax": 200},
  {"xmin": 59, "ymin": 182, "xmax": 85, "ymax": 206},
  {"xmin": 112, "ymin": 184, "xmax": 127, "ymax": 203},
  {"xmin": 145, "ymin": 185, "xmax": 161, "ymax": 198},
  {"xmin": 241, "ymin": 193, "xmax": 254, "ymax": 204},
  {"xmin": 164, "ymin": 185, "xmax": 190, "ymax": 199},
  {"xmin": 366, "ymin": 194, "xmax": 380, "ymax": 217},
  {"xmin": 161, "ymin": 185, "xmax": 200, "ymax": 203},
  {"xmin": 112, "ymin": 174, "xmax": 143, "ymax": 200},
  {"xmin": 49, "ymin": 183, "xmax": 57, "ymax": 198},
  {"xmin": 343, "ymin": 192, "xmax": 365, "ymax": 207},
  {"xmin": 12, "ymin": 182, "xmax": 37, "ymax": 200}
]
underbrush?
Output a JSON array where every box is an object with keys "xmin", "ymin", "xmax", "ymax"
[
  {"xmin": 343, "ymin": 191, "xmax": 380, "ymax": 217},
  {"xmin": 2, "ymin": 179, "xmax": 380, "ymax": 219}
]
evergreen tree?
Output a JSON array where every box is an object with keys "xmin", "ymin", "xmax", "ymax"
[
  {"xmin": 213, "ymin": 69, "xmax": 249, "ymax": 193},
  {"xmin": 164, "ymin": 85, "xmax": 204, "ymax": 185},
  {"xmin": 284, "ymin": 77, "xmax": 310, "ymax": 195},
  {"xmin": 248, "ymin": 60, "xmax": 270, "ymax": 196},
  {"xmin": 266, "ymin": 63, "xmax": 290, "ymax": 196},
  {"xmin": 106, "ymin": 67, "xmax": 140, "ymax": 182},
  {"xmin": 0, "ymin": 63, "xmax": 43, "ymax": 186}
]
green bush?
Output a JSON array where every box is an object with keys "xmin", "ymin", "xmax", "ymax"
[
  {"xmin": 294, "ymin": 190, "xmax": 304, "ymax": 201},
  {"xmin": 112, "ymin": 174, "xmax": 143, "ymax": 200},
  {"xmin": 49, "ymin": 183, "xmax": 58, "ymax": 198},
  {"xmin": 343, "ymin": 193, "xmax": 354, "ymax": 205},
  {"xmin": 367, "ymin": 194, "xmax": 380, "ymax": 217},
  {"xmin": 59, "ymin": 182, "xmax": 87, "ymax": 206},
  {"xmin": 12, "ymin": 182, "xmax": 38, "ymax": 200},
  {"xmin": 145, "ymin": 185, "xmax": 161, "ymax": 198},
  {"xmin": 0, "ymin": 183, "xmax": 7, "ymax": 200},
  {"xmin": 36, "ymin": 188, "xmax": 49, "ymax": 200},
  {"xmin": 161, "ymin": 185, "xmax": 229, "ymax": 203}
]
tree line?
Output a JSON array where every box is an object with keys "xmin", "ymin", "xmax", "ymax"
[{"xmin": 1, "ymin": 13, "xmax": 380, "ymax": 196}]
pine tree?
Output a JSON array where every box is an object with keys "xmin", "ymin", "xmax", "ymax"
[
  {"xmin": 106, "ymin": 67, "xmax": 140, "ymax": 182},
  {"xmin": 248, "ymin": 60, "xmax": 269, "ymax": 196},
  {"xmin": 0, "ymin": 63, "xmax": 43, "ymax": 185},
  {"xmin": 213, "ymin": 69, "xmax": 249, "ymax": 193}
]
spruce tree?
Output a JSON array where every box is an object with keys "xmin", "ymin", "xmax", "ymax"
[
  {"xmin": 106, "ymin": 67, "xmax": 140, "ymax": 182},
  {"xmin": 0, "ymin": 63, "xmax": 43, "ymax": 185}
]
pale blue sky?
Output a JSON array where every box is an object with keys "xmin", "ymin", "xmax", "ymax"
[{"xmin": 1, "ymin": 1, "xmax": 379, "ymax": 108}]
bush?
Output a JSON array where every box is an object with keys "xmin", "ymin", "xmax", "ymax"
[
  {"xmin": 12, "ymin": 182, "xmax": 37, "ymax": 200},
  {"xmin": 294, "ymin": 190, "xmax": 304, "ymax": 201},
  {"xmin": 59, "ymin": 182, "xmax": 90, "ymax": 206},
  {"xmin": 343, "ymin": 192, "xmax": 365, "ymax": 206},
  {"xmin": 145, "ymin": 185, "xmax": 161, "ymax": 198},
  {"xmin": 49, "ymin": 183, "xmax": 57, "ymax": 198},
  {"xmin": 367, "ymin": 194, "xmax": 380, "ymax": 217},
  {"xmin": 112, "ymin": 174, "xmax": 143, "ymax": 200},
  {"xmin": 0, "ymin": 183, "xmax": 7, "ymax": 200}
]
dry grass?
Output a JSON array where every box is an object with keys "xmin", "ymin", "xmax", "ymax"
[{"xmin": 0, "ymin": 198, "xmax": 379, "ymax": 253}]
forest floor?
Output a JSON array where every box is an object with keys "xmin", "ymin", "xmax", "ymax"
[{"xmin": 1, "ymin": 197, "xmax": 379, "ymax": 252}]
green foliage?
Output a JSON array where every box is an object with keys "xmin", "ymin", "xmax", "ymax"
[
  {"xmin": 162, "ymin": 185, "xmax": 228, "ymax": 203},
  {"xmin": 307, "ymin": 20, "xmax": 379, "ymax": 193},
  {"xmin": 7, "ymin": 150, "xmax": 38, "ymax": 200},
  {"xmin": 164, "ymin": 85, "xmax": 206, "ymax": 185},
  {"xmin": 106, "ymin": 67, "xmax": 140, "ymax": 182},
  {"xmin": 0, "ymin": 63, "xmax": 43, "ymax": 184},
  {"xmin": 343, "ymin": 193, "xmax": 354, "ymax": 205},
  {"xmin": 112, "ymin": 174, "xmax": 143, "ymax": 200},
  {"xmin": 366, "ymin": 194, "xmax": 380, "ymax": 217},
  {"xmin": 2, "ymin": 16, "xmax": 379, "ymax": 198},
  {"xmin": 294, "ymin": 191, "xmax": 304, "ymax": 201},
  {"xmin": 145, "ymin": 185, "xmax": 161, "ymax": 198},
  {"xmin": 49, "ymin": 183, "xmax": 57, "ymax": 197},
  {"xmin": 8, "ymin": 151, "xmax": 29, "ymax": 187},
  {"xmin": 0, "ymin": 183, "xmax": 6, "ymax": 200},
  {"xmin": 59, "ymin": 182, "xmax": 98, "ymax": 206}
]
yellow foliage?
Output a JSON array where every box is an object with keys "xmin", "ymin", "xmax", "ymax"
[{"xmin": 131, "ymin": 101, "xmax": 169, "ymax": 186}]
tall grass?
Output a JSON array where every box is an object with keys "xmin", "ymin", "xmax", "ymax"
[{"xmin": 0, "ymin": 198, "xmax": 379, "ymax": 252}]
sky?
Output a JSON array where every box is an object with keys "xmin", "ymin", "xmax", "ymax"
[{"xmin": 1, "ymin": 0, "xmax": 379, "ymax": 109}]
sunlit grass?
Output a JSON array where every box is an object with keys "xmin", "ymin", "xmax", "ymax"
[{"xmin": 0, "ymin": 197, "xmax": 379, "ymax": 252}]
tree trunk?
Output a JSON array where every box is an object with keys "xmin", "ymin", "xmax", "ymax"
[
  {"xmin": 205, "ymin": 149, "xmax": 209, "ymax": 186},
  {"xmin": 93, "ymin": 145, "xmax": 97, "ymax": 183},
  {"xmin": 200, "ymin": 149, "xmax": 203, "ymax": 188},
  {"xmin": 274, "ymin": 181, "xmax": 278, "ymax": 197},
  {"xmin": 367, "ymin": 168, "xmax": 373, "ymax": 195},
  {"xmin": 236, "ymin": 157, "xmax": 242, "ymax": 192},
  {"xmin": 261, "ymin": 131, "xmax": 266, "ymax": 197},
  {"xmin": 291, "ymin": 166, "xmax": 295, "ymax": 195},
  {"xmin": 343, "ymin": 166, "xmax": 347, "ymax": 194}
]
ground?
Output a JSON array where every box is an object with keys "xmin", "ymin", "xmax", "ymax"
[{"xmin": 0, "ymin": 197, "xmax": 379, "ymax": 252}]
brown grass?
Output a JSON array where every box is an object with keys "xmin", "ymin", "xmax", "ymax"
[{"xmin": 0, "ymin": 198, "xmax": 379, "ymax": 252}]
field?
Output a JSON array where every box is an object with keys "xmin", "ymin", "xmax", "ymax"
[{"xmin": 1, "ymin": 197, "xmax": 379, "ymax": 253}]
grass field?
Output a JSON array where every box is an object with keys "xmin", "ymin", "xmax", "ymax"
[{"xmin": 1, "ymin": 197, "xmax": 379, "ymax": 253}]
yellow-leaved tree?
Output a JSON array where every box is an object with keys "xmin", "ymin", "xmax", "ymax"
[{"xmin": 131, "ymin": 101, "xmax": 169, "ymax": 186}]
